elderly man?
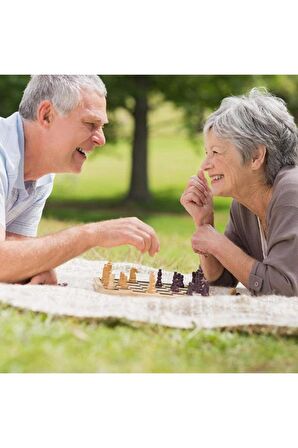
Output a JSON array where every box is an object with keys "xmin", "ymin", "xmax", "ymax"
[{"xmin": 0, "ymin": 75, "xmax": 159, "ymax": 284}]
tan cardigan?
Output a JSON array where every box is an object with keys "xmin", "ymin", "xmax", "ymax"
[{"xmin": 210, "ymin": 165, "xmax": 298, "ymax": 297}]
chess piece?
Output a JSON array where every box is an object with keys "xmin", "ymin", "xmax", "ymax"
[
  {"xmin": 129, "ymin": 267, "xmax": 138, "ymax": 283},
  {"xmin": 186, "ymin": 282, "xmax": 193, "ymax": 296},
  {"xmin": 200, "ymin": 280, "xmax": 209, "ymax": 296},
  {"xmin": 107, "ymin": 273, "xmax": 116, "ymax": 290},
  {"xmin": 102, "ymin": 262, "xmax": 112, "ymax": 287},
  {"xmin": 119, "ymin": 272, "xmax": 128, "ymax": 289},
  {"xmin": 155, "ymin": 268, "xmax": 163, "ymax": 287},
  {"xmin": 170, "ymin": 278, "xmax": 180, "ymax": 293},
  {"xmin": 177, "ymin": 274, "xmax": 184, "ymax": 288},
  {"xmin": 147, "ymin": 272, "xmax": 156, "ymax": 293}
]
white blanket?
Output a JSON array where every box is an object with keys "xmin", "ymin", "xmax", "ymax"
[{"xmin": 0, "ymin": 258, "xmax": 297, "ymax": 331}]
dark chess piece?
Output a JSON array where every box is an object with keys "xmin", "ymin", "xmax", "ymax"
[
  {"xmin": 196, "ymin": 267, "xmax": 204, "ymax": 282},
  {"xmin": 186, "ymin": 282, "xmax": 193, "ymax": 296},
  {"xmin": 170, "ymin": 278, "xmax": 180, "ymax": 293},
  {"xmin": 175, "ymin": 273, "xmax": 182, "ymax": 288},
  {"xmin": 155, "ymin": 268, "xmax": 163, "ymax": 287},
  {"xmin": 200, "ymin": 280, "xmax": 210, "ymax": 296},
  {"xmin": 179, "ymin": 274, "xmax": 184, "ymax": 288}
]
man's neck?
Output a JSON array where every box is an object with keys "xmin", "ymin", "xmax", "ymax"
[{"xmin": 23, "ymin": 120, "xmax": 50, "ymax": 181}]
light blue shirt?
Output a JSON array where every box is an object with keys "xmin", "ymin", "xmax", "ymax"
[{"xmin": 0, "ymin": 112, "xmax": 54, "ymax": 237}]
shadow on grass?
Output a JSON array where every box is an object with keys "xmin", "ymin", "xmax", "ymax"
[{"xmin": 45, "ymin": 191, "xmax": 232, "ymax": 223}]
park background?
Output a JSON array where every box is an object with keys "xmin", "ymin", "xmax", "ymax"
[{"xmin": 1, "ymin": 75, "xmax": 298, "ymax": 372}]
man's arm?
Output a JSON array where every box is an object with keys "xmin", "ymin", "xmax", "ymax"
[
  {"xmin": 0, "ymin": 217, "xmax": 160, "ymax": 283},
  {"xmin": 6, "ymin": 231, "xmax": 57, "ymax": 284}
]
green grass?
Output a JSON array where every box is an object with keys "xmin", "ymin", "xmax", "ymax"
[
  {"xmin": 1, "ymin": 305, "xmax": 297, "ymax": 373},
  {"xmin": 1, "ymin": 134, "xmax": 298, "ymax": 372}
]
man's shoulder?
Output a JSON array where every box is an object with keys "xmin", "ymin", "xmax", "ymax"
[{"xmin": 0, "ymin": 112, "xmax": 20, "ymax": 146}]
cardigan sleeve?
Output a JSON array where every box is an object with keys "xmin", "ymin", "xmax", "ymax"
[
  {"xmin": 209, "ymin": 200, "xmax": 245, "ymax": 288},
  {"xmin": 248, "ymin": 204, "xmax": 298, "ymax": 296}
]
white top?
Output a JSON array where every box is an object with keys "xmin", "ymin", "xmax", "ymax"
[
  {"xmin": 0, "ymin": 112, "xmax": 54, "ymax": 236},
  {"xmin": 257, "ymin": 216, "xmax": 268, "ymax": 258}
]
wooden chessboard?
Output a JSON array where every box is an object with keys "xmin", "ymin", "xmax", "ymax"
[
  {"xmin": 93, "ymin": 277, "xmax": 237, "ymax": 297},
  {"xmin": 93, "ymin": 277, "xmax": 190, "ymax": 297}
]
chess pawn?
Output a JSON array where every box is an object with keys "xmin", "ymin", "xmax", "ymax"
[
  {"xmin": 171, "ymin": 278, "xmax": 180, "ymax": 293},
  {"xmin": 102, "ymin": 262, "xmax": 112, "ymax": 287},
  {"xmin": 178, "ymin": 274, "xmax": 184, "ymax": 288},
  {"xmin": 147, "ymin": 272, "xmax": 156, "ymax": 293},
  {"xmin": 200, "ymin": 280, "xmax": 209, "ymax": 296},
  {"xmin": 119, "ymin": 272, "xmax": 128, "ymax": 289},
  {"xmin": 107, "ymin": 273, "xmax": 116, "ymax": 290},
  {"xmin": 155, "ymin": 269, "xmax": 163, "ymax": 287},
  {"xmin": 186, "ymin": 282, "xmax": 193, "ymax": 296},
  {"xmin": 129, "ymin": 267, "xmax": 138, "ymax": 283}
]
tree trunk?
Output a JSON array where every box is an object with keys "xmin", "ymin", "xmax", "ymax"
[{"xmin": 127, "ymin": 76, "xmax": 151, "ymax": 203}]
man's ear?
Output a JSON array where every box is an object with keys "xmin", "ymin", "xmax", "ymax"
[
  {"xmin": 36, "ymin": 100, "xmax": 54, "ymax": 127},
  {"xmin": 251, "ymin": 144, "xmax": 266, "ymax": 170}
]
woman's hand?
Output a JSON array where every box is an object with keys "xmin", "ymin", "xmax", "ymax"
[
  {"xmin": 180, "ymin": 169, "xmax": 214, "ymax": 227},
  {"xmin": 191, "ymin": 224, "xmax": 222, "ymax": 256}
]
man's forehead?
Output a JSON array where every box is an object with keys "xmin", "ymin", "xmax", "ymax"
[
  {"xmin": 80, "ymin": 101, "xmax": 108, "ymax": 124},
  {"xmin": 79, "ymin": 91, "xmax": 108, "ymax": 121},
  {"xmin": 84, "ymin": 110, "xmax": 108, "ymax": 123}
]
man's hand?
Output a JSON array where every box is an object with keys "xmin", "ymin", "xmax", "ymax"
[
  {"xmin": 97, "ymin": 217, "xmax": 160, "ymax": 256},
  {"xmin": 180, "ymin": 169, "xmax": 214, "ymax": 227},
  {"xmin": 191, "ymin": 224, "xmax": 223, "ymax": 256},
  {"xmin": 27, "ymin": 269, "xmax": 58, "ymax": 285}
]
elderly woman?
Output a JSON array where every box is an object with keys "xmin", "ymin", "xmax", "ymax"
[{"xmin": 180, "ymin": 88, "xmax": 298, "ymax": 297}]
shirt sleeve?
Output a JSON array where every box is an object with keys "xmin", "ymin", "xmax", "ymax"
[
  {"xmin": 6, "ymin": 183, "xmax": 53, "ymax": 237},
  {"xmin": 0, "ymin": 155, "xmax": 8, "ymax": 230},
  {"xmin": 248, "ymin": 204, "xmax": 298, "ymax": 296}
]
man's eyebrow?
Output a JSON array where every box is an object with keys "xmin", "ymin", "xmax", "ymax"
[{"xmin": 84, "ymin": 115, "xmax": 109, "ymax": 125}]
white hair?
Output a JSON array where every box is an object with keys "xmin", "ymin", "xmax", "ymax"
[
  {"xmin": 19, "ymin": 75, "xmax": 107, "ymax": 120},
  {"xmin": 204, "ymin": 87, "xmax": 298, "ymax": 185}
]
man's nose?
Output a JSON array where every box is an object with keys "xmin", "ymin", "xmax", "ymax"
[{"xmin": 92, "ymin": 129, "xmax": 106, "ymax": 147}]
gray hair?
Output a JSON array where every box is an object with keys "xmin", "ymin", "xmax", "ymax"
[
  {"xmin": 19, "ymin": 75, "xmax": 107, "ymax": 120},
  {"xmin": 203, "ymin": 87, "xmax": 298, "ymax": 185}
]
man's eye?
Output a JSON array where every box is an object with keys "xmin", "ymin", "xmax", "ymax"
[{"xmin": 86, "ymin": 122, "xmax": 95, "ymax": 129}]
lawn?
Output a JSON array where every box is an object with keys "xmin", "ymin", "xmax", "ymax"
[{"xmin": 1, "ymin": 134, "xmax": 298, "ymax": 373}]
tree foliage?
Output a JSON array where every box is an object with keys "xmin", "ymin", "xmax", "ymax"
[{"xmin": 1, "ymin": 75, "xmax": 298, "ymax": 203}]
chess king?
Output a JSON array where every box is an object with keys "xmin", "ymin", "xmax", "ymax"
[{"xmin": 0, "ymin": 76, "xmax": 160, "ymax": 284}]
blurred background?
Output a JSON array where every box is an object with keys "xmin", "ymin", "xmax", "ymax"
[{"xmin": 2, "ymin": 75, "xmax": 298, "ymax": 271}]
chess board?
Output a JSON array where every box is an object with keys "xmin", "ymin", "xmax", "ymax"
[
  {"xmin": 93, "ymin": 277, "xmax": 190, "ymax": 297},
  {"xmin": 93, "ymin": 277, "xmax": 236, "ymax": 297}
]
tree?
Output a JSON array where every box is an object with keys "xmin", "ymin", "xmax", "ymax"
[
  {"xmin": 102, "ymin": 75, "xmax": 257, "ymax": 202},
  {"xmin": 2, "ymin": 75, "xmax": 298, "ymax": 204},
  {"xmin": 0, "ymin": 75, "xmax": 29, "ymax": 117},
  {"xmin": 103, "ymin": 75, "xmax": 298, "ymax": 203}
]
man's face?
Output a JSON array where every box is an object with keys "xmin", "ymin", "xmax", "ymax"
[{"xmin": 47, "ymin": 90, "xmax": 108, "ymax": 173}]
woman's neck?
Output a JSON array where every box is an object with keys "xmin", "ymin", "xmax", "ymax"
[{"xmin": 235, "ymin": 182, "xmax": 273, "ymax": 225}]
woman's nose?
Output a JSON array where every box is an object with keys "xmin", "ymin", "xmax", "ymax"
[{"xmin": 201, "ymin": 155, "xmax": 212, "ymax": 171}]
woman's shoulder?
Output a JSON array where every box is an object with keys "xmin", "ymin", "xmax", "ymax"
[{"xmin": 271, "ymin": 165, "xmax": 298, "ymax": 209}]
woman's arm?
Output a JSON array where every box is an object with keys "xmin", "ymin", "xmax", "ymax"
[{"xmin": 192, "ymin": 225, "xmax": 255, "ymax": 288}]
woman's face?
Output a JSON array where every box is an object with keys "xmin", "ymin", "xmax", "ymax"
[{"xmin": 201, "ymin": 129, "xmax": 251, "ymax": 198}]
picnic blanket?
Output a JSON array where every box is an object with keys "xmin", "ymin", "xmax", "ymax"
[{"xmin": 0, "ymin": 258, "xmax": 297, "ymax": 332}]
